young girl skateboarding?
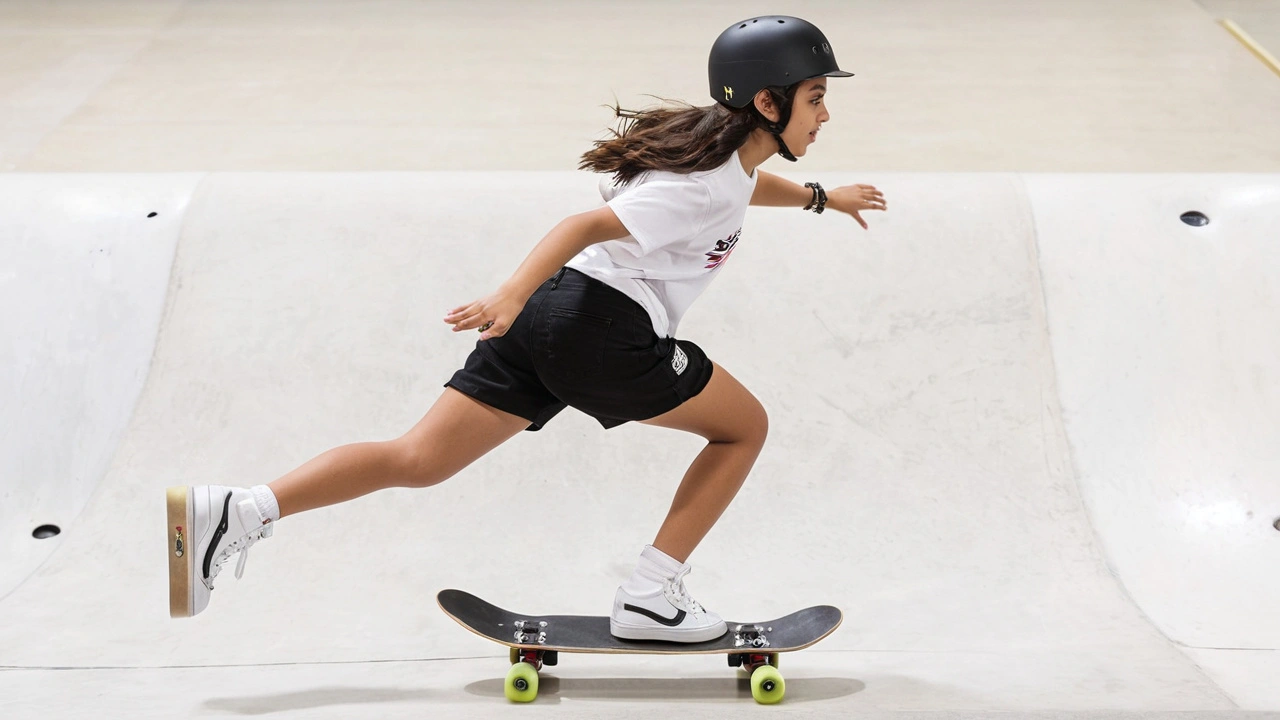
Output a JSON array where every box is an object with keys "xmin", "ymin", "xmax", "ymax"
[{"xmin": 167, "ymin": 15, "xmax": 886, "ymax": 643}]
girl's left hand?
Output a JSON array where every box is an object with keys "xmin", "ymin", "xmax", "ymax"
[{"xmin": 825, "ymin": 184, "xmax": 887, "ymax": 229}]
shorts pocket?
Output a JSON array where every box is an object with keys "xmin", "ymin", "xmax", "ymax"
[{"xmin": 545, "ymin": 308, "xmax": 613, "ymax": 378}]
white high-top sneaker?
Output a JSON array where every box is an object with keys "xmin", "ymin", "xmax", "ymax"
[
  {"xmin": 166, "ymin": 485, "xmax": 273, "ymax": 618},
  {"xmin": 611, "ymin": 564, "xmax": 727, "ymax": 643}
]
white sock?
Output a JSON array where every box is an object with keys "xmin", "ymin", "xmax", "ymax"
[
  {"xmin": 250, "ymin": 485, "xmax": 280, "ymax": 523},
  {"xmin": 621, "ymin": 545, "xmax": 684, "ymax": 595}
]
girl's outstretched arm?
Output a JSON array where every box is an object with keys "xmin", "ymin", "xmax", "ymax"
[
  {"xmin": 752, "ymin": 171, "xmax": 887, "ymax": 229},
  {"xmin": 750, "ymin": 171, "xmax": 813, "ymax": 207}
]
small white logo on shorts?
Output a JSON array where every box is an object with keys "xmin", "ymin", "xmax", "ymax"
[{"xmin": 672, "ymin": 345, "xmax": 688, "ymax": 376}]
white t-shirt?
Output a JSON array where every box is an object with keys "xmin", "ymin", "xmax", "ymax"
[{"xmin": 565, "ymin": 149, "xmax": 758, "ymax": 338}]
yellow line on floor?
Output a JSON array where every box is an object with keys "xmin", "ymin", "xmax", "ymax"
[{"xmin": 1220, "ymin": 18, "xmax": 1280, "ymax": 79}]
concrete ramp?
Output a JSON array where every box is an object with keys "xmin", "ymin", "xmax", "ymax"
[
  {"xmin": 0, "ymin": 174, "xmax": 197, "ymax": 600},
  {"xmin": 0, "ymin": 172, "xmax": 1276, "ymax": 717},
  {"xmin": 1031, "ymin": 175, "xmax": 1280, "ymax": 707}
]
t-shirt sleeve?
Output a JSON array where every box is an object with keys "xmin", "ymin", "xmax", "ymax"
[{"xmin": 605, "ymin": 178, "xmax": 711, "ymax": 255}]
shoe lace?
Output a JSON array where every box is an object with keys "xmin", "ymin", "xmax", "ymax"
[
  {"xmin": 203, "ymin": 522, "xmax": 272, "ymax": 590},
  {"xmin": 665, "ymin": 566, "xmax": 706, "ymax": 615}
]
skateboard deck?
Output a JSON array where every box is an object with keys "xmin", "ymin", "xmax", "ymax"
[{"xmin": 437, "ymin": 588, "xmax": 842, "ymax": 704}]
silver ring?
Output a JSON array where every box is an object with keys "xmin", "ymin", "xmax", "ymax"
[{"xmin": 479, "ymin": 321, "xmax": 494, "ymax": 332}]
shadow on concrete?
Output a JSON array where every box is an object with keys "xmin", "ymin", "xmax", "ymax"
[
  {"xmin": 202, "ymin": 687, "xmax": 434, "ymax": 715},
  {"xmin": 464, "ymin": 674, "xmax": 864, "ymax": 704}
]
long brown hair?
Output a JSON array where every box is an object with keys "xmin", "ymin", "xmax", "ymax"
[{"xmin": 579, "ymin": 86, "xmax": 796, "ymax": 185}]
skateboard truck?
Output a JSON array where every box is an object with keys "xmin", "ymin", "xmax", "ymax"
[
  {"xmin": 729, "ymin": 624, "xmax": 777, "ymax": 675},
  {"xmin": 510, "ymin": 620, "xmax": 558, "ymax": 671}
]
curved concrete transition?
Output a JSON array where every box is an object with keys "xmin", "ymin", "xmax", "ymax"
[{"xmin": 0, "ymin": 172, "xmax": 1276, "ymax": 718}]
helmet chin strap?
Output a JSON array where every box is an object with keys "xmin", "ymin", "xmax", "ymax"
[
  {"xmin": 771, "ymin": 131, "xmax": 798, "ymax": 162},
  {"xmin": 758, "ymin": 96, "xmax": 798, "ymax": 162}
]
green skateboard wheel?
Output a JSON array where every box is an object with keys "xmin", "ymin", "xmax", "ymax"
[
  {"xmin": 751, "ymin": 664, "xmax": 785, "ymax": 704},
  {"xmin": 505, "ymin": 661, "xmax": 539, "ymax": 702}
]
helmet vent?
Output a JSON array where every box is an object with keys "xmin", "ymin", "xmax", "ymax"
[{"xmin": 778, "ymin": 20, "xmax": 785, "ymax": 23}]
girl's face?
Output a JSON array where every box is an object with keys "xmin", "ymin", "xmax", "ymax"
[{"xmin": 781, "ymin": 78, "xmax": 830, "ymax": 157}]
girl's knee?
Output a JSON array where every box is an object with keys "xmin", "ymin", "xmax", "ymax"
[
  {"xmin": 388, "ymin": 438, "xmax": 450, "ymax": 489},
  {"xmin": 724, "ymin": 397, "xmax": 768, "ymax": 447},
  {"xmin": 745, "ymin": 402, "xmax": 769, "ymax": 446}
]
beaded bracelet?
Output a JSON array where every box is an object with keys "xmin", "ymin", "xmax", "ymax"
[{"xmin": 803, "ymin": 182, "xmax": 828, "ymax": 214}]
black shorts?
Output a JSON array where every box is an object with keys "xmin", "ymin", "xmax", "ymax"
[{"xmin": 445, "ymin": 267, "xmax": 714, "ymax": 431}]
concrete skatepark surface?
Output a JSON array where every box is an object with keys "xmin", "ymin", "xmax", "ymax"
[
  {"xmin": 3, "ymin": 171, "xmax": 1277, "ymax": 718},
  {"xmin": 2, "ymin": 2, "xmax": 1279, "ymax": 718}
]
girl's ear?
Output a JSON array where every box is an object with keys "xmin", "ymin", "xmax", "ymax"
[{"xmin": 752, "ymin": 89, "xmax": 780, "ymax": 123}]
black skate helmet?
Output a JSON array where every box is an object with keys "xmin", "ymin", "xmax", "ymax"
[{"xmin": 708, "ymin": 16, "xmax": 853, "ymax": 160}]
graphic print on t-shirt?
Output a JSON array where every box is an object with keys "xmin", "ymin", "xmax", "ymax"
[
  {"xmin": 705, "ymin": 228, "xmax": 741, "ymax": 270},
  {"xmin": 565, "ymin": 150, "xmax": 757, "ymax": 338}
]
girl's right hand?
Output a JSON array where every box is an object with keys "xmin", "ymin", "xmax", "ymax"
[{"xmin": 444, "ymin": 287, "xmax": 526, "ymax": 341}]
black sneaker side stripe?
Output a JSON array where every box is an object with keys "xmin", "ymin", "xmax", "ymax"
[
  {"xmin": 622, "ymin": 603, "xmax": 687, "ymax": 627},
  {"xmin": 202, "ymin": 491, "xmax": 233, "ymax": 580}
]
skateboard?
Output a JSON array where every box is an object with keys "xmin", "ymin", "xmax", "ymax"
[{"xmin": 436, "ymin": 588, "xmax": 843, "ymax": 704}]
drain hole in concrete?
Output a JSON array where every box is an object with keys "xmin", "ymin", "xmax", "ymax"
[
  {"xmin": 33, "ymin": 525, "xmax": 61, "ymax": 539},
  {"xmin": 1180, "ymin": 211, "xmax": 1209, "ymax": 227}
]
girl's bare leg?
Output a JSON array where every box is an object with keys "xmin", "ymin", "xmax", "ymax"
[
  {"xmin": 638, "ymin": 362, "xmax": 769, "ymax": 561},
  {"xmin": 269, "ymin": 388, "xmax": 530, "ymax": 518}
]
